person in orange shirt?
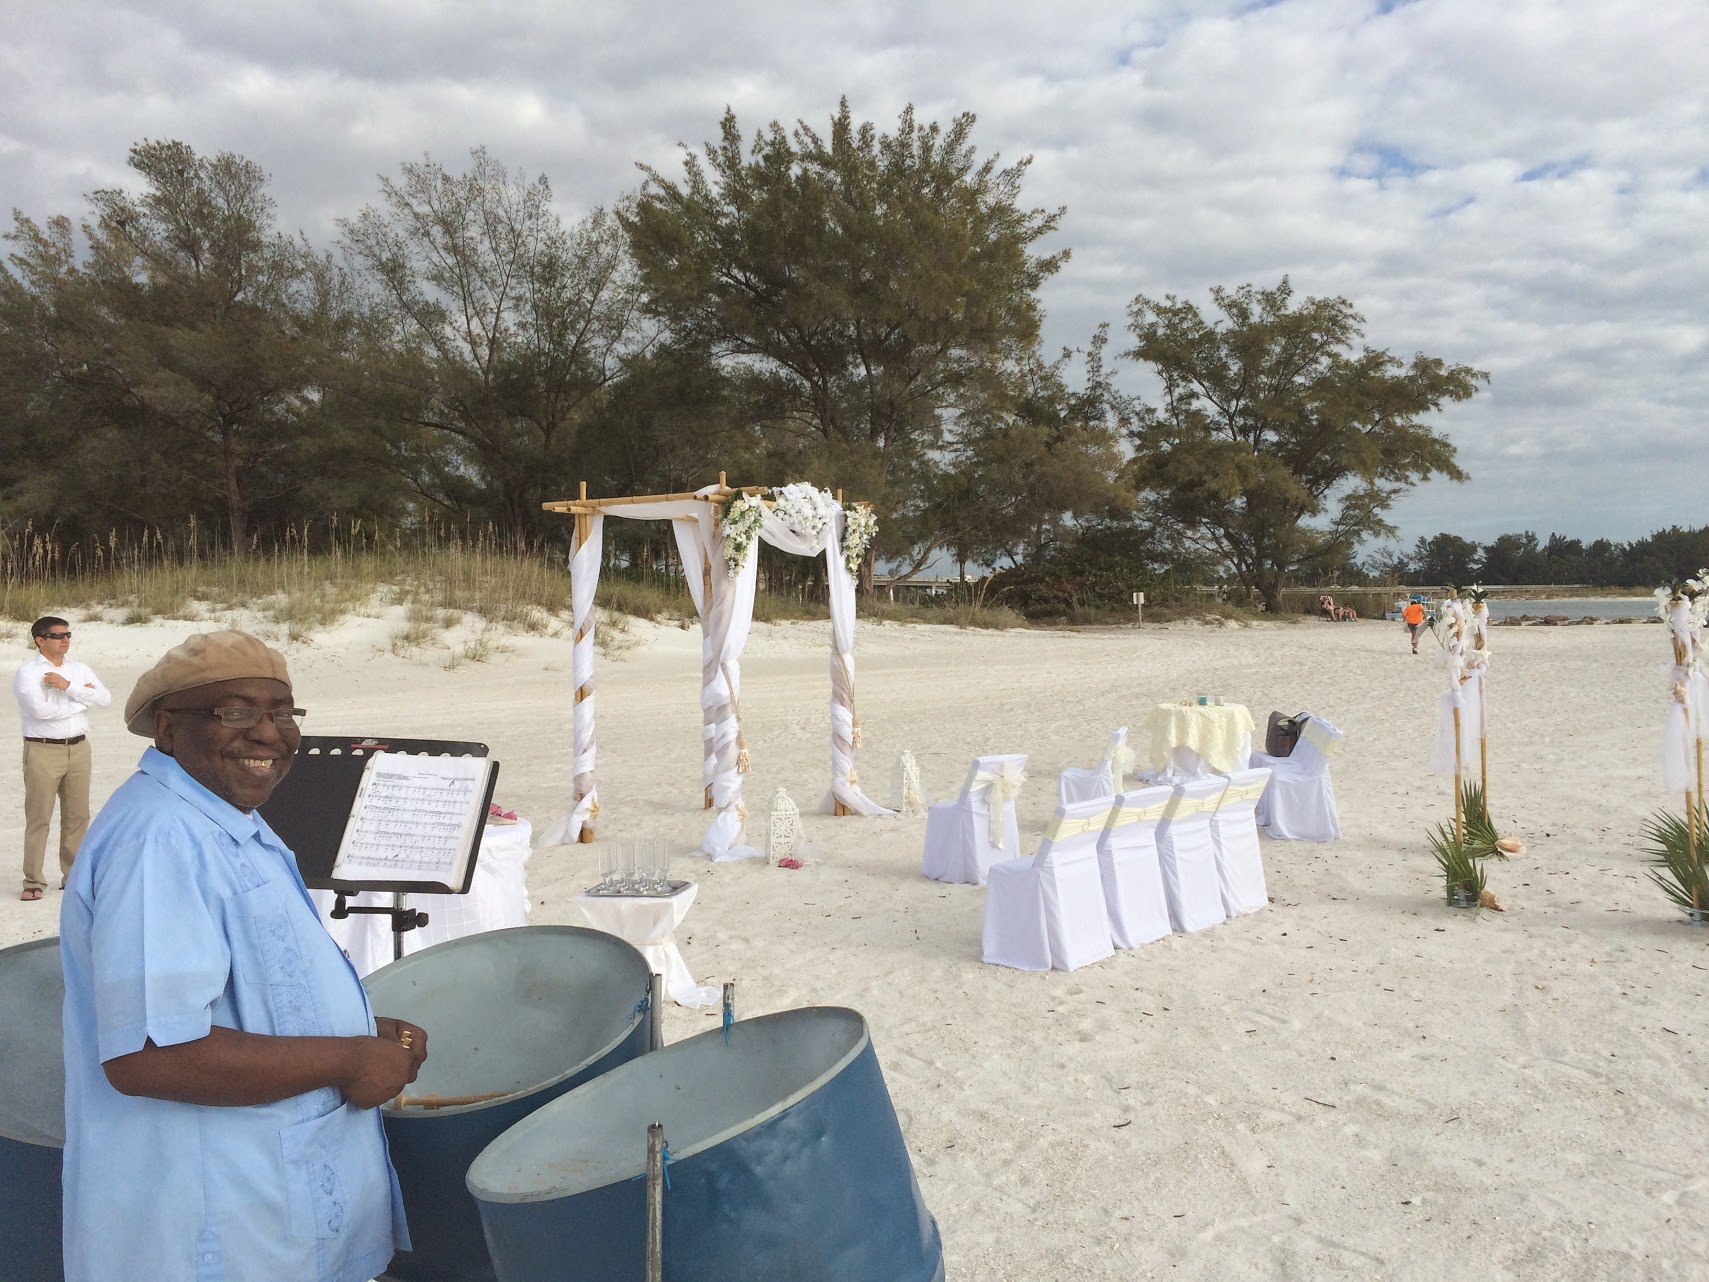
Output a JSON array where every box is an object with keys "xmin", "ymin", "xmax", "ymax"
[{"xmin": 1402, "ymin": 599, "xmax": 1426, "ymax": 654}]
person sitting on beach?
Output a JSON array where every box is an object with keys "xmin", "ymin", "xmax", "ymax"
[
  {"xmin": 1319, "ymin": 593, "xmax": 1337, "ymax": 619},
  {"xmin": 1338, "ymin": 604, "xmax": 1358, "ymax": 622}
]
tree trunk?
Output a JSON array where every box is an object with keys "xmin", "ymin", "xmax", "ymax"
[
  {"xmin": 1260, "ymin": 579, "xmax": 1283, "ymax": 614},
  {"xmin": 222, "ymin": 421, "xmax": 248, "ymax": 559}
]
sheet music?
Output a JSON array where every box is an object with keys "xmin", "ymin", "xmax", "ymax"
[{"xmin": 331, "ymin": 752, "xmax": 493, "ymax": 888}]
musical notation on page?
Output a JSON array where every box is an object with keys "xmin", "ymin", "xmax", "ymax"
[{"xmin": 331, "ymin": 753, "xmax": 496, "ymax": 889}]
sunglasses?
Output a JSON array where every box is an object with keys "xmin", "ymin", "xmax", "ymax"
[{"xmin": 40, "ymin": 632, "xmax": 71, "ymax": 641}]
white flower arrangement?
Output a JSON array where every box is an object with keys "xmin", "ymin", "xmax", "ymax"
[
  {"xmin": 1653, "ymin": 568, "xmax": 1709, "ymax": 628},
  {"xmin": 721, "ymin": 493, "xmax": 767, "ymax": 578},
  {"xmin": 771, "ymin": 482, "xmax": 837, "ymax": 545},
  {"xmin": 842, "ymin": 504, "xmax": 878, "ymax": 576}
]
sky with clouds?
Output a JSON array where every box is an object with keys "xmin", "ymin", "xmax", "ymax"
[{"xmin": 3, "ymin": 0, "xmax": 1704, "ymax": 551}]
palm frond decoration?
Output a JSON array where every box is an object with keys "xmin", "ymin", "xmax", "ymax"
[
  {"xmin": 1461, "ymin": 779, "xmax": 1501, "ymax": 856},
  {"xmin": 1429, "ymin": 822, "xmax": 1487, "ymax": 906},
  {"xmin": 1641, "ymin": 808, "xmax": 1709, "ymax": 915}
]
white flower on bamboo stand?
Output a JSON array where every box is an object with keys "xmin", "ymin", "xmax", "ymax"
[
  {"xmin": 842, "ymin": 504, "xmax": 878, "ymax": 577},
  {"xmin": 721, "ymin": 493, "xmax": 767, "ymax": 579},
  {"xmin": 1654, "ymin": 571, "xmax": 1709, "ymax": 919},
  {"xmin": 770, "ymin": 482, "xmax": 837, "ymax": 543}
]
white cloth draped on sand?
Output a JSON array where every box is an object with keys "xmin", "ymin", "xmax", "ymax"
[
  {"xmin": 1661, "ymin": 598, "xmax": 1709, "ymax": 795},
  {"xmin": 544, "ymin": 485, "xmax": 889, "ymax": 856}
]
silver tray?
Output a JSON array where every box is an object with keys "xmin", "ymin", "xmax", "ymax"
[{"xmin": 582, "ymin": 880, "xmax": 691, "ymax": 898}]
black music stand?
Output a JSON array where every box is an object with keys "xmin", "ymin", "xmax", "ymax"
[{"xmin": 260, "ymin": 735, "xmax": 498, "ymax": 962}]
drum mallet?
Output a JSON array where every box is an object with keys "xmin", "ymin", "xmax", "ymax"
[{"xmin": 645, "ymin": 1121, "xmax": 665, "ymax": 1282}]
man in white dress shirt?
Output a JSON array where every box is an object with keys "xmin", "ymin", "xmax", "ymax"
[{"xmin": 14, "ymin": 616, "xmax": 110, "ymax": 900}]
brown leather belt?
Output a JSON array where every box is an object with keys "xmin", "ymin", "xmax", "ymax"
[{"xmin": 24, "ymin": 735, "xmax": 85, "ymax": 745}]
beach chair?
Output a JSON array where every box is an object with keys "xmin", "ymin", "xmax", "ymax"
[
  {"xmin": 920, "ymin": 753, "xmax": 1026, "ymax": 886},
  {"xmin": 982, "ymin": 797, "xmax": 1116, "ymax": 971},
  {"xmin": 1057, "ymin": 726, "xmax": 1128, "ymax": 805},
  {"xmin": 1097, "ymin": 785, "xmax": 1175, "ymax": 948},
  {"xmin": 1250, "ymin": 715, "xmax": 1343, "ymax": 841},
  {"xmin": 1154, "ymin": 777, "xmax": 1229, "ymax": 933},
  {"xmin": 1207, "ymin": 767, "xmax": 1272, "ymax": 916}
]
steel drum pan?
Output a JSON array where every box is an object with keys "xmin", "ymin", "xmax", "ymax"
[
  {"xmin": 467, "ymin": 1005, "xmax": 944, "ymax": 1282},
  {"xmin": 0, "ymin": 937, "xmax": 65, "ymax": 1282},
  {"xmin": 366, "ymin": 925, "xmax": 652, "ymax": 1282}
]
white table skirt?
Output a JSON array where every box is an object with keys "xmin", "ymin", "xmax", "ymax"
[
  {"xmin": 313, "ymin": 819, "xmax": 533, "ymax": 978},
  {"xmin": 574, "ymin": 883, "xmax": 720, "ymax": 1008}
]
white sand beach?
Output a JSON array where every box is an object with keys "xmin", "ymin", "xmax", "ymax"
[{"xmin": 4, "ymin": 611, "xmax": 1705, "ymax": 1280}]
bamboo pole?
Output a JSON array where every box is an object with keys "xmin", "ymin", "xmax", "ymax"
[
  {"xmin": 1452, "ymin": 705, "xmax": 1464, "ymax": 845},
  {"xmin": 1696, "ymin": 730, "xmax": 1705, "ymax": 914},
  {"xmin": 572, "ymin": 480, "xmax": 597, "ymax": 844},
  {"xmin": 541, "ymin": 480, "xmax": 764, "ymax": 514}
]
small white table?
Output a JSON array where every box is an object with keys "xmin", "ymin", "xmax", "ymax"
[
  {"xmin": 574, "ymin": 882, "xmax": 720, "ymax": 1008},
  {"xmin": 1146, "ymin": 702, "xmax": 1256, "ymax": 777}
]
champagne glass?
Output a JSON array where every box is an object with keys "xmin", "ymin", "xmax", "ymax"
[{"xmin": 597, "ymin": 842, "xmax": 617, "ymax": 893}]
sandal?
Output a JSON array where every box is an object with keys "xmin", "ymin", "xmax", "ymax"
[{"xmin": 19, "ymin": 887, "xmax": 43, "ymax": 901}]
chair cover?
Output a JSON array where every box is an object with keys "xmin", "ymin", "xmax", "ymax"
[
  {"xmin": 1058, "ymin": 726, "xmax": 1129, "ymax": 805},
  {"xmin": 920, "ymin": 754, "xmax": 1025, "ymax": 886},
  {"xmin": 982, "ymin": 797, "xmax": 1116, "ymax": 971},
  {"xmin": 1208, "ymin": 768, "xmax": 1272, "ymax": 916},
  {"xmin": 1097, "ymin": 785, "xmax": 1175, "ymax": 948},
  {"xmin": 1155, "ymin": 777, "xmax": 1228, "ymax": 933},
  {"xmin": 1251, "ymin": 714, "xmax": 1343, "ymax": 841}
]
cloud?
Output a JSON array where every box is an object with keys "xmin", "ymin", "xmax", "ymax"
[{"xmin": 2, "ymin": 0, "xmax": 1704, "ymax": 544}]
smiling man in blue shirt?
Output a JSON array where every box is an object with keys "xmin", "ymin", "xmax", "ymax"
[{"xmin": 60, "ymin": 630, "xmax": 427, "ymax": 1282}]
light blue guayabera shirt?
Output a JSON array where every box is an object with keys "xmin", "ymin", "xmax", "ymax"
[{"xmin": 59, "ymin": 748, "xmax": 409, "ymax": 1282}]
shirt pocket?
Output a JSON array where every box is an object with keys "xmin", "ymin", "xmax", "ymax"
[{"xmin": 280, "ymin": 1106, "xmax": 354, "ymax": 1240}]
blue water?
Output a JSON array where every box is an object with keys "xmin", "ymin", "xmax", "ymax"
[{"xmin": 1388, "ymin": 597, "xmax": 1656, "ymax": 621}]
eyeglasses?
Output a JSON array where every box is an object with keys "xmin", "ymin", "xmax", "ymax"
[
  {"xmin": 163, "ymin": 706, "xmax": 307, "ymax": 730},
  {"xmin": 40, "ymin": 632, "xmax": 71, "ymax": 641}
]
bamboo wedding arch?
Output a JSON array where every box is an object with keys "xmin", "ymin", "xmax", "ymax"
[{"xmin": 540, "ymin": 476, "xmax": 890, "ymax": 860}]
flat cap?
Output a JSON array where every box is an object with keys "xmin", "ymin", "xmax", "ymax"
[{"xmin": 125, "ymin": 630, "xmax": 292, "ymax": 735}]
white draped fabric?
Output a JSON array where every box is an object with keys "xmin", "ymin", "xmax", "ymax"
[
  {"xmin": 545, "ymin": 486, "xmax": 887, "ymax": 857},
  {"xmin": 754, "ymin": 505, "xmax": 890, "ymax": 817},
  {"xmin": 1662, "ymin": 599, "xmax": 1708, "ymax": 795},
  {"xmin": 1427, "ymin": 605, "xmax": 1479, "ymax": 778},
  {"xmin": 539, "ymin": 516, "xmax": 608, "ymax": 848}
]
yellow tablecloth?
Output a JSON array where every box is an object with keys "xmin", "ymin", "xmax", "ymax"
[{"xmin": 1147, "ymin": 702, "xmax": 1256, "ymax": 774}]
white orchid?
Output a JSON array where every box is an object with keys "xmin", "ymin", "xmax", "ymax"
[{"xmin": 771, "ymin": 482, "xmax": 837, "ymax": 544}]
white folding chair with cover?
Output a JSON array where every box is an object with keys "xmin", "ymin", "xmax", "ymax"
[
  {"xmin": 1250, "ymin": 715, "xmax": 1344, "ymax": 841},
  {"xmin": 1208, "ymin": 767, "xmax": 1272, "ymax": 916},
  {"xmin": 981, "ymin": 797, "xmax": 1116, "ymax": 971},
  {"xmin": 1057, "ymin": 726, "xmax": 1129, "ymax": 805},
  {"xmin": 1097, "ymin": 785, "xmax": 1174, "ymax": 948},
  {"xmin": 1155, "ymin": 777, "xmax": 1229, "ymax": 933},
  {"xmin": 920, "ymin": 753, "xmax": 1026, "ymax": 886}
]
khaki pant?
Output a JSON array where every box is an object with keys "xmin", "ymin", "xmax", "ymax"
[{"xmin": 22, "ymin": 737, "xmax": 92, "ymax": 891}]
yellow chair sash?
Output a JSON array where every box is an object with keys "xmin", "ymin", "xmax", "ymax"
[
  {"xmin": 1219, "ymin": 781, "xmax": 1270, "ymax": 805},
  {"xmin": 1044, "ymin": 808, "xmax": 1112, "ymax": 842},
  {"xmin": 1300, "ymin": 719, "xmax": 1339, "ymax": 757},
  {"xmin": 1110, "ymin": 799, "xmax": 1170, "ymax": 826}
]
